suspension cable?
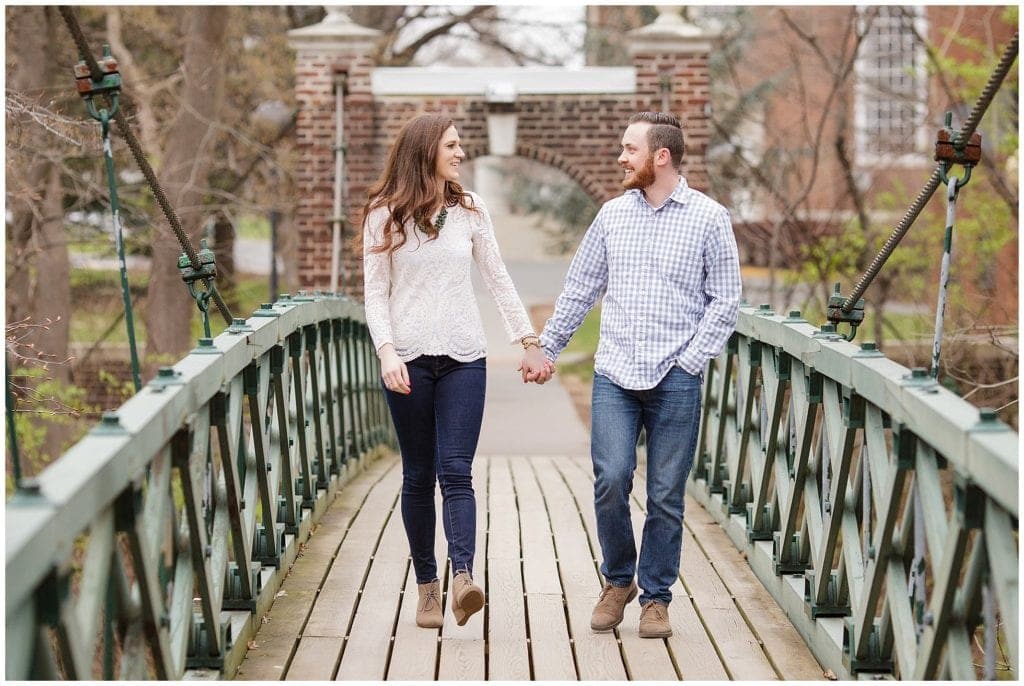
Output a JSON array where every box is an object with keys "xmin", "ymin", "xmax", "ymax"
[
  {"xmin": 842, "ymin": 32, "xmax": 1018, "ymax": 313},
  {"xmin": 58, "ymin": 5, "xmax": 234, "ymax": 326}
]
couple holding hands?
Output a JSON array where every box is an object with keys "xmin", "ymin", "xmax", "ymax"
[{"xmin": 362, "ymin": 111, "xmax": 742, "ymax": 637}]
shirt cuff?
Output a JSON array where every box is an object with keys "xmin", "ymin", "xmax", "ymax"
[{"xmin": 677, "ymin": 351, "xmax": 705, "ymax": 376}]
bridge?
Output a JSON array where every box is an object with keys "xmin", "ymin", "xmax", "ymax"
[
  {"xmin": 6, "ymin": 6, "xmax": 1018, "ymax": 683},
  {"xmin": 6, "ymin": 260, "xmax": 1017, "ymax": 680}
]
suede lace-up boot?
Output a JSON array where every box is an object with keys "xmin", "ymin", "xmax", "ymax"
[
  {"xmin": 451, "ymin": 571, "xmax": 484, "ymax": 626},
  {"xmin": 638, "ymin": 600, "xmax": 672, "ymax": 638},
  {"xmin": 590, "ymin": 580, "xmax": 638, "ymax": 631},
  {"xmin": 416, "ymin": 579, "xmax": 443, "ymax": 628}
]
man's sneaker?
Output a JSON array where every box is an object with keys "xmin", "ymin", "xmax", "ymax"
[
  {"xmin": 451, "ymin": 571, "xmax": 484, "ymax": 626},
  {"xmin": 638, "ymin": 600, "xmax": 672, "ymax": 638},
  {"xmin": 590, "ymin": 581, "xmax": 638, "ymax": 631},
  {"xmin": 416, "ymin": 579, "xmax": 443, "ymax": 628}
]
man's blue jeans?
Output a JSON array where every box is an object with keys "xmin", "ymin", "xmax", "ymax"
[
  {"xmin": 383, "ymin": 355, "xmax": 486, "ymax": 584},
  {"xmin": 591, "ymin": 366, "xmax": 702, "ymax": 605}
]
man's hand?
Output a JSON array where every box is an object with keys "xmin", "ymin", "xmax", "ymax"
[{"xmin": 518, "ymin": 347, "xmax": 556, "ymax": 384}]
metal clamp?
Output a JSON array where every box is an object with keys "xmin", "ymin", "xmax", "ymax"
[
  {"xmin": 935, "ymin": 111, "xmax": 981, "ymax": 191},
  {"xmin": 73, "ymin": 45, "xmax": 121, "ymax": 121},
  {"xmin": 825, "ymin": 282, "xmax": 864, "ymax": 341}
]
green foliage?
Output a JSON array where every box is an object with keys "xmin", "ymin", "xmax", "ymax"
[
  {"xmin": 8, "ymin": 366, "xmax": 97, "ymax": 488},
  {"xmin": 236, "ymin": 214, "xmax": 271, "ymax": 240},
  {"xmin": 98, "ymin": 368, "xmax": 136, "ymax": 403},
  {"xmin": 68, "ymin": 269, "xmax": 272, "ymax": 345},
  {"xmin": 556, "ymin": 307, "xmax": 601, "ymax": 381},
  {"xmin": 930, "ymin": 16, "xmax": 1019, "ymax": 159}
]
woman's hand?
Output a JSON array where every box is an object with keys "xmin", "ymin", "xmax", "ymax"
[
  {"xmin": 378, "ymin": 344, "xmax": 411, "ymax": 394},
  {"xmin": 518, "ymin": 346, "xmax": 555, "ymax": 384}
]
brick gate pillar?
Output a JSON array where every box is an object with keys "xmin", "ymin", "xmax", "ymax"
[
  {"xmin": 287, "ymin": 10, "xmax": 380, "ymax": 293},
  {"xmin": 628, "ymin": 7, "xmax": 716, "ymax": 191}
]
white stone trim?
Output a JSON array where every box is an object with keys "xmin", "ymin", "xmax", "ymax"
[{"xmin": 370, "ymin": 67, "xmax": 636, "ymax": 96}]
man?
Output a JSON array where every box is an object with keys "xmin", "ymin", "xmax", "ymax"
[{"xmin": 539, "ymin": 111, "xmax": 742, "ymax": 638}]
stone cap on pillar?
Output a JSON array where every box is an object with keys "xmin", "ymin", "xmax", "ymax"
[
  {"xmin": 627, "ymin": 6, "xmax": 717, "ymax": 56},
  {"xmin": 287, "ymin": 8, "xmax": 381, "ymax": 53}
]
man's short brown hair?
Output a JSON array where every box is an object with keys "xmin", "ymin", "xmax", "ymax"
[{"xmin": 628, "ymin": 111, "xmax": 685, "ymax": 167}]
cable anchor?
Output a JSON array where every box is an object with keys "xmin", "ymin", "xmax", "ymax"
[
  {"xmin": 935, "ymin": 111, "xmax": 981, "ymax": 192},
  {"xmin": 73, "ymin": 44, "xmax": 121, "ymax": 121},
  {"xmin": 178, "ymin": 239, "xmax": 219, "ymax": 339},
  {"xmin": 826, "ymin": 282, "xmax": 864, "ymax": 342}
]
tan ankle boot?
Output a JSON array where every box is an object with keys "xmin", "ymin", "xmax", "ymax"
[
  {"xmin": 638, "ymin": 600, "xmax": 672, "ymax": 638},
  {"xmin": 590, "ymin": 580, "xmax": 638, "ymax": 631},
  {"xmin": 451, "ymin": 571, "xmax": 484, "ymax": 626},
  {"xmin": 416, "ymin": 579, "xmax": 443, "ymax": 628}
]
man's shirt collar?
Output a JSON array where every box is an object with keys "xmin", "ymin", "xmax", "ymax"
[{"xmin": 627, "ymin": 175, "xmax": 690, "ymax": 208}]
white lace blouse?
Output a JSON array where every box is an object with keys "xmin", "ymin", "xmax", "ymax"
[{"xmin": 362, "ymin": 192, "xmax": 534, "ymax": 362}]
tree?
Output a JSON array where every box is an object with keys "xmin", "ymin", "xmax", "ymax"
[
  {"xmin": 5, "ymin": 6, "xmax": 73, "ymax": 374},
  {"xmin": 140, "ymin": 7, "xmax": 229, "ymax": 362}
]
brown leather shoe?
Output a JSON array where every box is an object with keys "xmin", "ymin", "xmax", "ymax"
[
  {"xmin": 638, "ymin": 600, "xmax": 672, "ymax": 638},
  {"xmin": 416, "ymin": 579, "xmax": 443, "ymax": 628},
  {"xmin": 451, "ymin": 571, "xmax": 484, "ymax": 626},
  {"xmin": 590, "ymin": 581, "xmax": 638, "ymax": 631}
]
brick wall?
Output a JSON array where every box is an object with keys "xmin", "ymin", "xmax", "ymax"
[{"xmin": 292, "ymin": 39, "xmax": 713, "ymax": 294}]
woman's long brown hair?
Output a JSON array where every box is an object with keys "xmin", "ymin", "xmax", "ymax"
[{"xmin": 361, "ymin": 114, "xmax": 478, "ymax": 256}]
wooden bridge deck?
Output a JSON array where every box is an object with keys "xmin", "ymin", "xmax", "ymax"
[{"xmin": 237, "ymin": 453, "xmax": 824, "ymax": 681}]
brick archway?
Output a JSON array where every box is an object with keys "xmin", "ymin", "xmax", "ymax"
[{"xmin": 288, "ymin": 9, "xmax": 716, "ymax": 292}]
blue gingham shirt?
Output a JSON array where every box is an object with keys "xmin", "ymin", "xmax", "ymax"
[{"xmin": 540, "ymin": 176, "xmax": 742, "ymax": 390}]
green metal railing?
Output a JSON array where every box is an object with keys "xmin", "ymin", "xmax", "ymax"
[
  {"xmin": 5, "ymin": 293, "xmax": 393, "ymax": 679},
  {"xmin": 690, "ymin": 304, "xmax": 1018, "ymax": 680}
]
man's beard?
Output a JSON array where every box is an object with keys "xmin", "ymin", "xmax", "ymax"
[{"xmin": 622, "ymin": 155, "xmax": 656, "ymax": 190}]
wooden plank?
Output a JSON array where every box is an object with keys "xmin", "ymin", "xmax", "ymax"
[
  {"xmin": 683, "ymin": 505, "xmax": 822, "ymax": 679},
  {"xmin": 510, "ymin": 459, "xmax": 561, "ymax": 594},
  {"xmin": 237, "ymin": 454, "xmax": 397, "ymax": 680},
  {"xmin": 484, "ymin": 558, "xmax": 529, "ymax": 680},
  {"xmin": 525, "ymin": 593, "xmax": 577, "ymax": 680},
  {"xmin": 334, "ymin": 505, "xmax": 409, "ymax": 680},
  {"xmin": 665, "ymin": 578, "xmax": 731, "ymax": 681},
  {"xmin": 286, "ymin": 636, "xmax": 342, "ymax": 681},
  {"xmin": 677, "ymin": 526, "xmax": 778, "ymax": 680},
  {"xmin": 386, "ymin": 566, "xmax": 440, "ymax": 681},
  {"xmin": 617, "ymin": 600, "xmax": 680, "ymax": 680},
  {"xmin": 437, "ymin": 639, "xmax": 485, "ymax": 680},
  {"xmin": 303, "ymin": 465, "xmax": 402, "ymax": 637},
  {"xmin": 534, "ymin": 457, "xmax": 628, "ymax": 681},
  {"xmin": 486, "ymin": 457, "xmax": 521, "ymax": 560},
  {"xmin": 485, "ymin": 461, "xmax": 530, "ymax": 682}
]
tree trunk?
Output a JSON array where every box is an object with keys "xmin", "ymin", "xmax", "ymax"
[
  {"xmin": 213, "ymin": 211, "xmax": 238, "ymax": 312},
  {"xmin": 33, "ymin": 163, "xmax": 72, "ymax": 382},
  {"xmin": 5, "ymin": 6, "xmax": 54, "ymax": 328},
  {"xmin": 143, "ymin": 7, "xmax": 229, "ymax": 365}
]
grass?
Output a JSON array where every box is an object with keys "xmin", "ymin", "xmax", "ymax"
[
  {"xmin": 236, "ymin": 214, "xmax": 271, "ymax": 240},
  {"xmin": 70, "ymin": 268, "xmax": 275, "ymax": 345},
  {"xmin": 556, "ymin": 307, "xmax": 601, "ymax": 381}
]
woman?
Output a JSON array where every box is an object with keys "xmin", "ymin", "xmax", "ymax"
[{"xmin": 362, "ymin": 114, "xmax": 551, "ymax": 629}]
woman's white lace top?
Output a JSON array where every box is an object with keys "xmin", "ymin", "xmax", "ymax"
[{"xmin": 363, "ymin": 192, "xmax": 534, "ymax": 362}]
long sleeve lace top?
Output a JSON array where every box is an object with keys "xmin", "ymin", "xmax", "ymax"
[{"xmin": 363, "ymin": 192, "xmax": 534, "ymax": 362}]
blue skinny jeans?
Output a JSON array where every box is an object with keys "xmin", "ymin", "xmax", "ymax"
[{"xmin": 383, "ymin": 354, "xmax": 486, "ymax": 584}]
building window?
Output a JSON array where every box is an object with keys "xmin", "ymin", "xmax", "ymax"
[{"xmin": 855, "ymin": 6, "xmax": 928, "ymax": 165}]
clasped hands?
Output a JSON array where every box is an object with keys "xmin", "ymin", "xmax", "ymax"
[
  {"xmin": 376, "ymin": 343, "xmax": 554, "ymax": 394},
  {"xmin": 518, "ymin": 345, "xmax": 555, "ymax": 385}
]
